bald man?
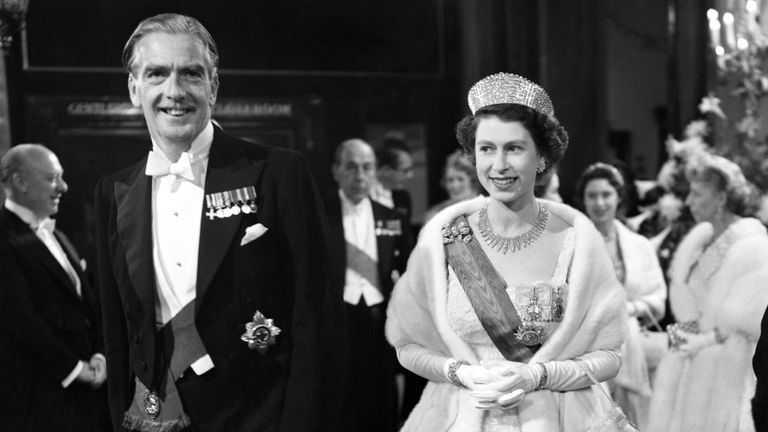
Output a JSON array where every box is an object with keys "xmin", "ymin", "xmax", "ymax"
[
  {"xmin": 324, "ymin": 139, "xmax": 412, "ymax": 432},
  {"xmin": 0, "ymin": 144, "xmax": 108, "ymax": 432}
]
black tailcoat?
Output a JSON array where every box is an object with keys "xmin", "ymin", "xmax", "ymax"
[
  {"xmin": 0, "ymin": 207, "xmax": 107, "ymax": 432},
  {"xmin": 94, "ymin": 127, "xmax": 345, "ymax": 432},
  {"xmin": 324, "ymin": 191, "xmax": 412, "ymax": 432}
]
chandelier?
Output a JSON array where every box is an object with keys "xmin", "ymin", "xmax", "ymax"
[
  {"xmin": 705, "ymin": 0, "xmax": 768, "ymax": 191},
  {"xmin": 0, "ymin": 0, "xmax": 28, "ymax": 54},
  {"xmin": 706, "ymin": 1, "xmax": 768, "ymax": 137}
]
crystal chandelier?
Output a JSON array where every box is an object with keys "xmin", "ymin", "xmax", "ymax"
[{"xmin": 0, "ymin": 0, "xmax": 28, "ymax": 54}]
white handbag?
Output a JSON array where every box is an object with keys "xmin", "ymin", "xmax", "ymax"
[{"xmin": 579, "ymin": 362, "xmax": 639, "ymax": 432}]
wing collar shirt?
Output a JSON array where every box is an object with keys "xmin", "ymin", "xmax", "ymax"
[
  {"xmin": 339, "ymin": 189, "xmax": 384, "ymax": 306},
  {"xmin": 147, "ymin": 122, "xmax": 212, "ymax": 329},
  {"xmin": 369, "ymin": 179, "xmax": 394, "ymax": 209},
  {"xmin": 3, "ymin": 199, "xmax": 103, "ymax": 388}
]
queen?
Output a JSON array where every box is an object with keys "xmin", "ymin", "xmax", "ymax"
[{"xmin": 386, "ymin": 73, "xmax": 627, "ymax": 431}]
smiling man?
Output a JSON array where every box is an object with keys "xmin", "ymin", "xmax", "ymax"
[
  {"xmin": 0, "ymin": 144, "xmax": 108, "ymax": 432},
  {"xmin": 94, "ymin": 14, "xmax": 344, "ymax": 432}
]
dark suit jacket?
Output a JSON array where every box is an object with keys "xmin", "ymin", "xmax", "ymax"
[
  {"xmin": 0, "ymin": 207, "xmax": 106, "ymax": 432},
  {"xmin": 324, "ymin": 192, "xmax": 412, "ymax": 302},
  {"xmin": 753, "ymin": 306, "xmax": 768, "ymax": 429},
  {"xmin": 391, "ymin": 188, "xmax": 412, "ymax": 227},
  {"xmin": 324, "ymin": 192, "xmax": 411, "ymax": 432},
  {"xmin": 94, "ymin": 127, "xmax": 344, "ymax": 432}
]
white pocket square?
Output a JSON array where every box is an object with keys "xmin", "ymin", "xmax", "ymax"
[{"xmin": 241, "ymin": 223, "xmax": 268, "ymax": 246}]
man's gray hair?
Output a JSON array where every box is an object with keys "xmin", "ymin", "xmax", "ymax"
[{"xmin": 122, "ymin": 13, "xmax": 219, "ymax": 76}]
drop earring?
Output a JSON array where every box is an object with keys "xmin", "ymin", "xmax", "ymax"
[{"xmin": 536, "ymin": 159, "xmax": 546, "ymax": 173}]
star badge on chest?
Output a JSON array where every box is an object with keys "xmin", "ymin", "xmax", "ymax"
[{"xmin": 241, "ymin": 311, "xmax": 281, "ymax": 355}]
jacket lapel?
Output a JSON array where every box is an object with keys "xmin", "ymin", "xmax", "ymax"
[
  {"xmin": 325, "ymin": 191, "xmax": 346, "ymax": 268},
  {"xmin": 371, "ymin": 202, "xmax": 391, "ymax": 287},
  {"xmin": 196, "ymin": 128, "xmax": 264, "ymax": 311},
  {"xmin": 115, "ymin": 159, "xmax": 156, "ymax": 318},
  {"xmin": 0, "ymin": 208, "xmax": 79, "ymax": 297},
  {"xmin": 55, "ymin": 230, "xmax": 94, "ymax": 303}
]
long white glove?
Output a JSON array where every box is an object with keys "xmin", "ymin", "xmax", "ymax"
[
  {"xmin": 454, "ymin": 364, "xmax": 503, "ymax": 391},
  {"xmin": 469, "ymin": 350, "xmax": 621, "ymax": 410},
  {"xmin": 470, "ymin": 361, "xmax": 541, "ymax": 409}
]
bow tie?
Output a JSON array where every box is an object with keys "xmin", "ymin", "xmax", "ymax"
[
  {"xmin": 145, "ymin": 150, "xmax": 195, "ymax": 181},
  {"xmin": 35, "ymin": 218, "xmax": 56, "ymax": 235}
]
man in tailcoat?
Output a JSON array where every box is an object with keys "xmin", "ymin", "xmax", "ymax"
[
  {"xmin": 0, "ymin": 144, "xmax": 108, "ymax": 432},
  {"xmin": 324, "ymin": 139, "xmax": 412, "ymax": 432},
  {"xmin": 94, "ymin": 13, "xmax": 344, "ymax": 432}
]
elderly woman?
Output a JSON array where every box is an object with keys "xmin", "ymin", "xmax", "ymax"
[
  {"xmin": 424, "ymin": 150, "xmax": 482, "ymax": 223},
  {"xmin": 386, "ymin": 73, "xmax": 627, "ymax": 431},
  {"xmin": 648, "ymin": 152, "xmax": 768, "ymax": 432},
  {"xmin": 575, "ymin": 162, "xmax": 667, "ymax": 430}
]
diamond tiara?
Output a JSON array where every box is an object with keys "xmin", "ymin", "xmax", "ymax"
[{"xmin": 467, "ymin": 72, "xmax": 555, "ymax": 119}]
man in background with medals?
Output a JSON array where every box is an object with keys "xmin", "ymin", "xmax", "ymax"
[
  {"xmin": 0, "ymin": 144, "xmax": 109, "ymax": 432},
  {"xmin": 325, "ymin": 139, "xmax": 412, "ymax": 432},
  {"xmin": 94, "ymin": 13, "xmax": 344, "ymax": 432}
]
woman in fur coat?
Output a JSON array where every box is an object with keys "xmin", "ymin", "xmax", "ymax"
[
  {"xmin": 647, "ymin": 152, "xmax": 768, "ymax": 432},
  {"xmin": 386, "ymin": 73, "xmax": 627, "ymax": 432},
  {"xmin": 575, "ymin": 162, "xmax": 667, "ymax": 430}
]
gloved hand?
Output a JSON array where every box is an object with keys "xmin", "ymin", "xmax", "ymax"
[
  {"xmin": 455, "ymin": 364, "xmax": 501, "ymax": 391},
  {"xmin": 676, "ymin": 330, "xmax": 717, "ymax": 356},
  {"xmin": 469, "ymin": 360, "xmax": 541, "ymax": 410}
]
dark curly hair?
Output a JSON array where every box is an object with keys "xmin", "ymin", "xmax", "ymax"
[
  {"xmin": 574, "ymin": 162, "xmax": 627, "ymax": 216},
  {"xmin": 454, "ymin": 104, "xmax": 569, "ymax": 185}
]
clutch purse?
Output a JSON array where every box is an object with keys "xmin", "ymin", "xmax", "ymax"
[{"xmin": 578, "ymin": 362, "xmax": 639, "ymax": 432}]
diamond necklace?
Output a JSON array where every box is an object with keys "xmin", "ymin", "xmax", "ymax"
[{"xmin": 477, "ymin": 204, "xmax": 549, "ymax": 254}]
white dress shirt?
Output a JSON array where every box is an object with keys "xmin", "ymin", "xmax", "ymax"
[
  {"xmin": 149, "ymin": 122, "xmax": 212, "ymax": 327},
  {"xmin": 148, "ymin": 122, "xmax": 215, "ymax": 375},
  {"xmin": 3, "ymin": 199, "xmax": 103, "ymax": 388},
  {"xmin": 340, "ymin": 190, "xmax": 384, "ymax": 306}
]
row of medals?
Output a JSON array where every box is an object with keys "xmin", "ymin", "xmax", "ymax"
[
  {"xmin": 206, "ymin": 186, "xmax": 258, "ymax": 219},
  {"xmin": 515, "ymin": 286, "xmax": 564, "ymax": 347}
]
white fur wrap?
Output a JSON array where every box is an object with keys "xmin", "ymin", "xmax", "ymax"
[{"xmin": 386, "ymin": 197, "xmax": 627, "ymax": 432}]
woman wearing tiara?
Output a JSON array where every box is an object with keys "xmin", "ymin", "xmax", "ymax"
[
  {"xmin": 648, "ymin": 152, "xmax": 768, "ymax": 432},
  {"xmin": 575, "ymin": 162, "xmax": 667, "ymax": 431},
  {"xmin": 386, "ymin": 73, "xmax": 627, "ymax": 431}
]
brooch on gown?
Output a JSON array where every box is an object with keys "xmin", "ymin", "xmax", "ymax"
[
  {"xmin": 442, "ymin": 220, "xmax": 473, "ymax": 244},
  {"xmin": 515, "ymin": 287, "xmax": 545, "ymax": 346},
  {"xmin": 515, "ymin": 285, "xmax": 565, "ymax": 346}
]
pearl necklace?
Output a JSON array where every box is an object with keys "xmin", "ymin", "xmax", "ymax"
[{"xmin": 477, "ymin": 204, "xmax": 549, "ymax": 254}]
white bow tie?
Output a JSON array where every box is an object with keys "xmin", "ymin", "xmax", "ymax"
[
  {"xmin": 145, "ymin": 150, "xmax": 195, "ymax": 181},
  {"xmin": 35, "ymin": 218, "xmax": 56, "ymax": 235}
]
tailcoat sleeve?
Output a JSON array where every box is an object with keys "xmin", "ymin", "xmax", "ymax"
[
  {"xmin": 0, "ymin": 242, "xmax": 81, "ymax": 383},
  {"xmin": 273, "ymin": 152, "xmax": 347, "ymax": 432},
  {"xmin": 94, "ymin": 176, "xmax": 131, "ymax": 431}
]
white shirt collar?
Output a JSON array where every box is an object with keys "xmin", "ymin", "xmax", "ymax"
[
  {"xmin": 369, "ymin": 180, "xmax": 393, "ymax": 208},
  {"xmin": 150, "ymin": 121, "xmax": 214, "ymax": 164},
  {"xmin": 4, "ymin": 199, "xmax": 45, "ymax": 228},
  {"xmin": 339, "ymin": 189, "xmax": 370, "ymax": 215}
]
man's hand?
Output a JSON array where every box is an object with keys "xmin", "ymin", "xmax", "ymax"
[
  {"xmin": 75, "ymin": 362, "xmax": 97, "ymax": 387},
  {"xmin": 89, "ymin": 354, "xmax": 107, "ymax": 389}
]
